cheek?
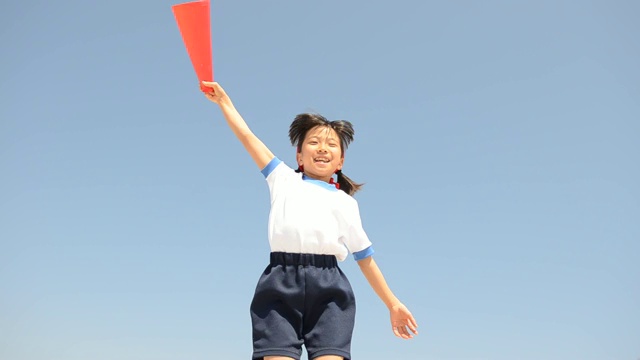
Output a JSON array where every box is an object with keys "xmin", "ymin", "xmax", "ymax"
[{"xmin": 299, "ymin": 147, "xmax": 312, "ymax": 161}]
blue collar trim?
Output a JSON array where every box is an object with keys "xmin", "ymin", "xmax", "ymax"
[{"xmin": 302, "ymin": 174, "xmax": 339, "ymax": 191}]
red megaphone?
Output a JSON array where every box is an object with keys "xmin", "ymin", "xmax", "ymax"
[{"xmin": 172, "ymin": 0, "xmax": 213, "ymax": 92}]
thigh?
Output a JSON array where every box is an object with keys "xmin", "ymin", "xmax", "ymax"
[
  {"xmin": 251, "ymin": 264, "xmax": 305, "ymax": 359},
  {"xmin": 303, "ymin": 266, "xmax": 356, "ymax": 360}
]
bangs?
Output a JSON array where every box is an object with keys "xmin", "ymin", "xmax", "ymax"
[{"xmin": 289, "ymin": 113, "xmax": 355, "ymax": 155}]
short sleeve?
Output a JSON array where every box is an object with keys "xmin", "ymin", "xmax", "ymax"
[
  {"xmin": 261, "ymin": 157, "xmax": 281, "ymax": 178},
  {"xmin": 261, "ymin": 157, "xmax": 296, "ymax": 197},
  {"xmin": 338, "ymin": 197, "xmax": 374, "ymax": 260}
]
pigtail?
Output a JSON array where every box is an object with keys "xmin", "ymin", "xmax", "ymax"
[{"xmin": 336, "ymin": 169, "xmax": 363, "ymax": 196}]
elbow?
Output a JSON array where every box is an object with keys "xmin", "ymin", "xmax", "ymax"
[{"xmin": 238, "ymin": 129, "xmax": 255, "ymax": 140}]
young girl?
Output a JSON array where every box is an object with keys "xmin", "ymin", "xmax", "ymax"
[{"xmin": 202, "ymin": 81, "xmax": 418, "ymax": 360}]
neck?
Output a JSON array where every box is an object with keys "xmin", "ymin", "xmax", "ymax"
[{"xmin": 302, "ymin": 172, "xmax": 331, "ymax": 183}]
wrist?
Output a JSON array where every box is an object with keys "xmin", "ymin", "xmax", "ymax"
[
  {"xmin": 218, "ymin": 98, "xmax": 234, "ymax": 109},
  {"xmin": 386, "ymin": 299, "xmax": 402, "ymax": 310}
]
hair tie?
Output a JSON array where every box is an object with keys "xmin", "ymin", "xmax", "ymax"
[{"xmin": 329, "ymin": 177, "xmax": 340, "ymax": 189}]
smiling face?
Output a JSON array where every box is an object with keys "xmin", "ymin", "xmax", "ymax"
[{"xmin": 296, "ymin": 125, "xmax": 344, "ymax": 182}]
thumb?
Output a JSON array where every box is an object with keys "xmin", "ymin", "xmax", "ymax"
[{"xmin": 202, "ymin": 81, "xmax": 225, "ymax": 95}]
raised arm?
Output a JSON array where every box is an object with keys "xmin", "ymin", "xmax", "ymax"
[
  {"xmin": 357, "ymin": 256, "xmax": 419, "ymax": 339},
  {"xmin": 202, "ymin": 81, "xmax": 274, "ymax": 170}
]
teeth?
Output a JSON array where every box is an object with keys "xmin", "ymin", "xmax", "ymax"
[{"xmin": 314, "ymin": 158, "xmax": 329, "ymax": 163}]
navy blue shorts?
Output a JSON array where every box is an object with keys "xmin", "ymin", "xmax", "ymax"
[{"xmin": 250, "ymin": 252, "xmax": 356, "ymax": 360}]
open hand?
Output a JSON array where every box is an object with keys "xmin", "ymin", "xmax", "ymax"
[
  {"xmin": 390, "ymin": 303, "xmax": 418, "ymax": 339},
  {"xmin": 201, "ymin": 81, "xmax": 229, "ymax": 105}
]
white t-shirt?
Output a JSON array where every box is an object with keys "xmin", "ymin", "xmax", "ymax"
[{"xmin": 261, "ymin": 157, "xmax": 374, "ymax": 262}]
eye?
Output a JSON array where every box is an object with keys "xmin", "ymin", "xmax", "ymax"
[{"xmin": 309, "ymin": 141, "xmax": 318, "ymax": 145}]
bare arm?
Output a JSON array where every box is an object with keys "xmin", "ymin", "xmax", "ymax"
[
  {"xmin": 202, "ymin": 81, "xmax": 274, "ymax": 169},
  {"xmin": 357, "ymin": 256, "xmax": 419, "ymax": 339}
]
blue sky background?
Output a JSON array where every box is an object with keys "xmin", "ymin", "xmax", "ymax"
[{"xmin": 1, "ymin": 1, "xmax": 638, "ymax": 359}]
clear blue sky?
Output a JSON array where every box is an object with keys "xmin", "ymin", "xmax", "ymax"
[{"xmin": 1, "ymin": 1, "xmax": 638, "ymax": 359}]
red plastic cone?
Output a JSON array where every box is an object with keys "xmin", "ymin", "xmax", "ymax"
[{"xmin": 172, "ymin": 0, "xmax": 213, "ymax": 92}]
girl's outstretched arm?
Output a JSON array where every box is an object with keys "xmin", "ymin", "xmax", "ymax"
[
  {"xmin": 202, "ymin": 81, "xmax": 274, "ymax": 170},
  {"xmin": 357, "ymin": 256, "xmax": 419, "ymax": 339}
]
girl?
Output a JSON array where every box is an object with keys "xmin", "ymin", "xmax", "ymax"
[{"xmin": 202, "ymin": 81, "xmax": 418, "ymax": 360}]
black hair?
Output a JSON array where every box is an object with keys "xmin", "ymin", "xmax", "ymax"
[{"xmin": 288, "ymin": 113, "xmax": 363, "ymax": 196}]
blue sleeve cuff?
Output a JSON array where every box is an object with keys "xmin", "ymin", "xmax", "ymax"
[
  {"xmin": 353, "ymin": 245, "xmax": 374, "ymax": 261},
  {"xmin": 260, "ymin": 157, "xmax": 281, "ymax": 178}
]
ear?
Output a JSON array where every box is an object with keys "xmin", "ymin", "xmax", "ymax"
[
  {"xmin": 296, "ymin": 151, "xmax": 302, "ymax": 166},
  {"xmin": 337, "ymin": 156, "xmax": 344, "ymax": 171}
]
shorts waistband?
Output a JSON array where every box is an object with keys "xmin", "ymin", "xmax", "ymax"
[{"xmin": 270, "ymin": 252, "xmax": 338, "ymax": 268}]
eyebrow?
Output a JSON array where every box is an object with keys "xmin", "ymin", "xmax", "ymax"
[{"xmin": 307, "ymin": 135, "xmax": 338, "ymax": 142}]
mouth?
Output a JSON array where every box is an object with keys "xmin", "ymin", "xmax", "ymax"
[{"xmin": 313, "ymin": 157, "xmax": 331, "ymax": 163}]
